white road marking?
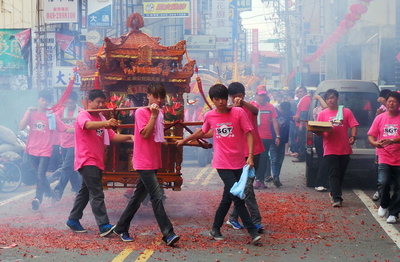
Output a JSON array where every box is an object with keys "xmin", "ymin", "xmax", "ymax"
[
  {"xmin": 354, "ymin": 189, "xmax": 400, "ymax": 249},
  {"xmin": 0, "ymin": 188, "xmax": 35, "ymax": 207}
]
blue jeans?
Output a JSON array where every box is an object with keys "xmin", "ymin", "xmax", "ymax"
[
  {"xmin": 289, "ymin": 121, "xmax": 298, "ymax": 153},
  {"xmin": 256, "ymin": 139, "xmax": 273, "ymax": 181},
  {"xmin": 28, "ymin": 154, "xmax": 51, "ymax": 202},
  {"xmin": 68, "ymin": 165, "xmax": 110, "ymax": 226},
  {"xmin": 54, "ymin": 147, "xmax": 82, "ymax": 197},
  {"xmin": 378, "ymin": 164, "xmax": 400, "ymax": 216},
  {"xmin": 214, "ymin": 169, "xmax": 256, "ymax": 232},
  {"xmin": 114, "ymin": 170, "xmax": 175, "ymax": 241},
  {"xmin": 269, "ymin": 142, "xmax": 285, "ymax": 179},
  {"xmin": 229, "ymin": 154, "xmax": 262, "ymax": 224},
  {"xmin": 324, "ymin": 155, "xmax": 350, "ymax": 202}
]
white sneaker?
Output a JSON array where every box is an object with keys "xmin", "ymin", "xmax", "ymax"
[
  {"xmin": 315, "ymin": 186, "xmax": 327, "ymax": 192},
  {"xmin": 378, "ymin": 206, "xmax": 388, "ymax": 218},
  {"xmin": 387, "ymin": 215, "xmax": 397, "ymax": 224}
]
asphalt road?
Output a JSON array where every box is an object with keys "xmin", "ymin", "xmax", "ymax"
[{"xmin": 0, "ymin": 156, "xmax": 398, "ymax": 262}]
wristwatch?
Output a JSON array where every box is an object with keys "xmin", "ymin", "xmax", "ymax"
[{"xmin": 276, "ymin": 135, "xmax": 281, "ymax": 139}]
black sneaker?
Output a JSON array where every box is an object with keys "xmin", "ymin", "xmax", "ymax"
[
  {"xmin": 165, "ymin": 234, "xmax": 180, "ymax": 246},
  {"xmin": 31, "ymin": 198, "xmax": 40, "ymax": 210},
  {"xmin": 249, "ymin": 230, "xmax": 261, "ymax": 244},
  {"xmin": 113, "ymin": 230, "xmax": 134, "ymax": 242},
  {"xmin": 99, "ymin": 224, "xmax": 116, "ymax": 237},
  {"xmin": 265, "ymin": 176, "xmax": 274, "ymax": 183},
  {"xmin": 210, "ymin": 227, "xmax": 224, "ymax": 241},
  {"xmin": 66, "ymin": 219, "xmax": 88, "ymax": 233},
  {"xmin": 273, "ymin": 179, "xmax": 282, "ymax": 187}
]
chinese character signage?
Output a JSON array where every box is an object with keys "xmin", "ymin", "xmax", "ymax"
[
  {"xmin": 88, "ymin": 0, "xmax": 113, "ymax": 27},
  {"xmin": 184, "ymin": 35, "xmax": 216, "ymax": 50},
  {"xmin": 53, "ymin": 67, "xmax": 81, "ymax": 88},
  {"xmin": 143, "ymin": 2, "xmax": 190, "ymax": 18},
  {"xmin": 238, "ymin": 0, "xmax": 252, "ymax": 11},
  {"xmin": 212, "ymin": 0, "xmax": 231, "ymax": 50},
  {"xmin": 44, "ymin": 0, "xmax": 78, "ymax": 23}
]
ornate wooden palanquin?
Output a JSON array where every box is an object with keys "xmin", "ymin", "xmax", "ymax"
[{"xmin": 77, "ymin": 13, "xmax": 196, "ymax": 190}]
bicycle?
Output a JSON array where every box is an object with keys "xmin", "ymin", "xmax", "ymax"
[{"xmin": 0, "ymin": 158, "xmax": 22, "ymax": 193}]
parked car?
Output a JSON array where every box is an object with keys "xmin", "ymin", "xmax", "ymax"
[{"xmin": 305, "ymin": 80, "xmax": 380, "ymax": 187}]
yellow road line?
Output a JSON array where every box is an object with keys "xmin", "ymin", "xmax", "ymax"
[
  {"xmin": 112, "ymin": 241, "xmax": 162, "ymax": 262},
  {"xmin": 190, "ymin": 165, "xmax": 210, "ymax": 184},
  {"xmin": 201, "ymin": 169, "xmax": 217, "ymax": 185},
  {"xmin": 111, "ymin": 246, "xmax": 135, "ymax": 262}
]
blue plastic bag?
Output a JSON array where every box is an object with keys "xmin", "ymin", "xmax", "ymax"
[{"xmin": 230, "ymin": 165, "xmax": 255, "ymax": 200}]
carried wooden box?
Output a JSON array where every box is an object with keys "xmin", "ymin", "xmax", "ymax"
[{"xmin": 306, "ymin": 121, "xmax": 332, "ymax": 132}]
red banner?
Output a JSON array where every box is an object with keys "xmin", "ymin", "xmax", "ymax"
[
  {"xmin": 56, "ymin": 33, "xmax": 75, "ymax": 51},
  {"xmin": 14, "ymin": 29, "xmax": 31, "ymax": 49}
]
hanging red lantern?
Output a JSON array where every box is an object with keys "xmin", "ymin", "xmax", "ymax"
[
  {"xmin": 350, "ymin": 3, "xmax": 368, "ymax": 15},
  {"xmin": 336, "ymin": 26, "xmax": 349, "ymax": 35},
  {"xmin": 345, "ymin": 12, "xmax": 360, "ymax": 21},
  {"xmin": 396, "ymin": 53, "xmax": 400, "ymax": 62}
]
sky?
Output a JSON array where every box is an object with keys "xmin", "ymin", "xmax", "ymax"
[{"xmin": 240, "ymin": 0, "xmax": 278, "ymax": 51}]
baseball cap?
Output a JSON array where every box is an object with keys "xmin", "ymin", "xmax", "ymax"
[{"xmin": 256, "ymin": 85, "xmax": 267, "ymax": 95}]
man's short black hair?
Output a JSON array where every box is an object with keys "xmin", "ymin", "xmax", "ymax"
[
  {"xmin": 209, "ymin": 84, "xmax": 229, "ymax": 100},
  {"xmin": 324, "ymin": 89, "xmax": 338, "ymax": 100},
  {"xmin": 379, "ymin": 89, "xmax": 391, "ymax": 99},
  {"xmin": 386, "ymin": 91, "xmax": 400, "ymax": 103},
  {"xmin": 88, "ymin": 89, "xmax": 106, "ymax": 101},
  {"xmin": 280, "ymin": 101, "xmax": 291, "ymax": 112},
  {"xmin": 69, "ymin": 91, "xmax": 78, "ymax": 101},
  {"xmin": 38, "ymin": 89, "xmax": 53, "ymax": 102},
  {"xmin": 147, "ymin": 82, "xmax": 166, "ymax": 99},
  {"xmin": 228, "ymin": 82, "xmax": 245, "ymax": 96}
]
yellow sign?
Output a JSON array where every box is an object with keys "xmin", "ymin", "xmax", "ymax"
[{"xmin": 143, "ymin": 1, "xmax": 190, "ymax": 18}]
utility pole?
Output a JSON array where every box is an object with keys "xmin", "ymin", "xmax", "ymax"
[{"xmin": 284, "ymin": 0, "xmax": 294, "ymax": 90}]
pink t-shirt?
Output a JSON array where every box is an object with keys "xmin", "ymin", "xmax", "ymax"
[
  {"xmin": 24, "ymin": 110, "xmax": 68, "ymax": 157},
  {"xmin": 317, "ymin": 108, "xmax": 359, "ymax": 156},
  {"xmin": 367, "ymin": 112, "xmax": 400, "ymax": 166},
  {"xmin": 74, "ymin": 111, "xmax": 116, "ymax": 171},
  {"xmin": 202, "ymin": 107, "xmax": 253, "ymax": 169},
  {"xmin": 252, "ymin": 101, "xmax": 277, "ymax": 139},
  {"xmin": 133, "ymin": 107, "xmax": 163, "ymax": 170},
  {"xmin": 56, "ymin": 106, "xmax": 83, "ymax": 148},
  {"xmin": 242, "ymin": 106, "xmax": 264, "ymax": 156}
]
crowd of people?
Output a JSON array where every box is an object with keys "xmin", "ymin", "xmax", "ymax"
[{"xmin": 19, "ymin": 81, "xmax": 400, "ymax": 247}]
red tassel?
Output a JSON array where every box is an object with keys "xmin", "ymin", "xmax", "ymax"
[
  {"xmin": 94, "ymin": 71, "xmax": 100, "ymax": 90},
  {"xmin": 49, "ymin": 69, "xmax": 76, "ymax": 113},
  {"xmin": 196, "ymin": 77, "xmax": 212, "ymax": 110}
]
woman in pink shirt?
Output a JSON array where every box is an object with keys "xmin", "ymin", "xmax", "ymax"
[{"xmin": 177, "ymin": 84, "xmax": 261, "ymax": 244}]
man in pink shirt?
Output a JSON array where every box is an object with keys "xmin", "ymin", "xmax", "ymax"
[
  {"xmin": 113, "ymin": 83, "xmax": 180, "ymax": 246},
  {"xmin": 317, "ymin": 89, "xmax": 358, "ymax": 207},
  {"xmin": 368, "ymin": 91, "xmax": 400, "ymax": 224},
  {"xmin": 292, "ymin": 86, "xmax": 311, "ymax": 162},
  {"xmin": 52, "ymin": 91, "xmax": 83, "ymax": 200},
  {"xmin": 177, "ymin": 84, "xmax": 261, "ymax": 244},
  {"xmin": 19, "ymin": 89, "xmax": 73, "ymax": 210},
  {"xmin": 253, "ymin": 85, "xmax": 280, "ymax": 188},
  {"xmin": 226, "ymin": 82, "xmax": 264, "ymax": 233},
  {"xmin": 66, "ymin": 89, "xmax": 133, "ymax": 237}
]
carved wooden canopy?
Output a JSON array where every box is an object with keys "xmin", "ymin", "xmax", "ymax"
[{"xmin": 77, "ymin": 12, "xmax": 195, "ymax": 92}]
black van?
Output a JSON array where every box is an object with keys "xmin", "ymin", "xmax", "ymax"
[{"xmin": 305, "ymin": 80, "xmax": 380, "ymax": 187}]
